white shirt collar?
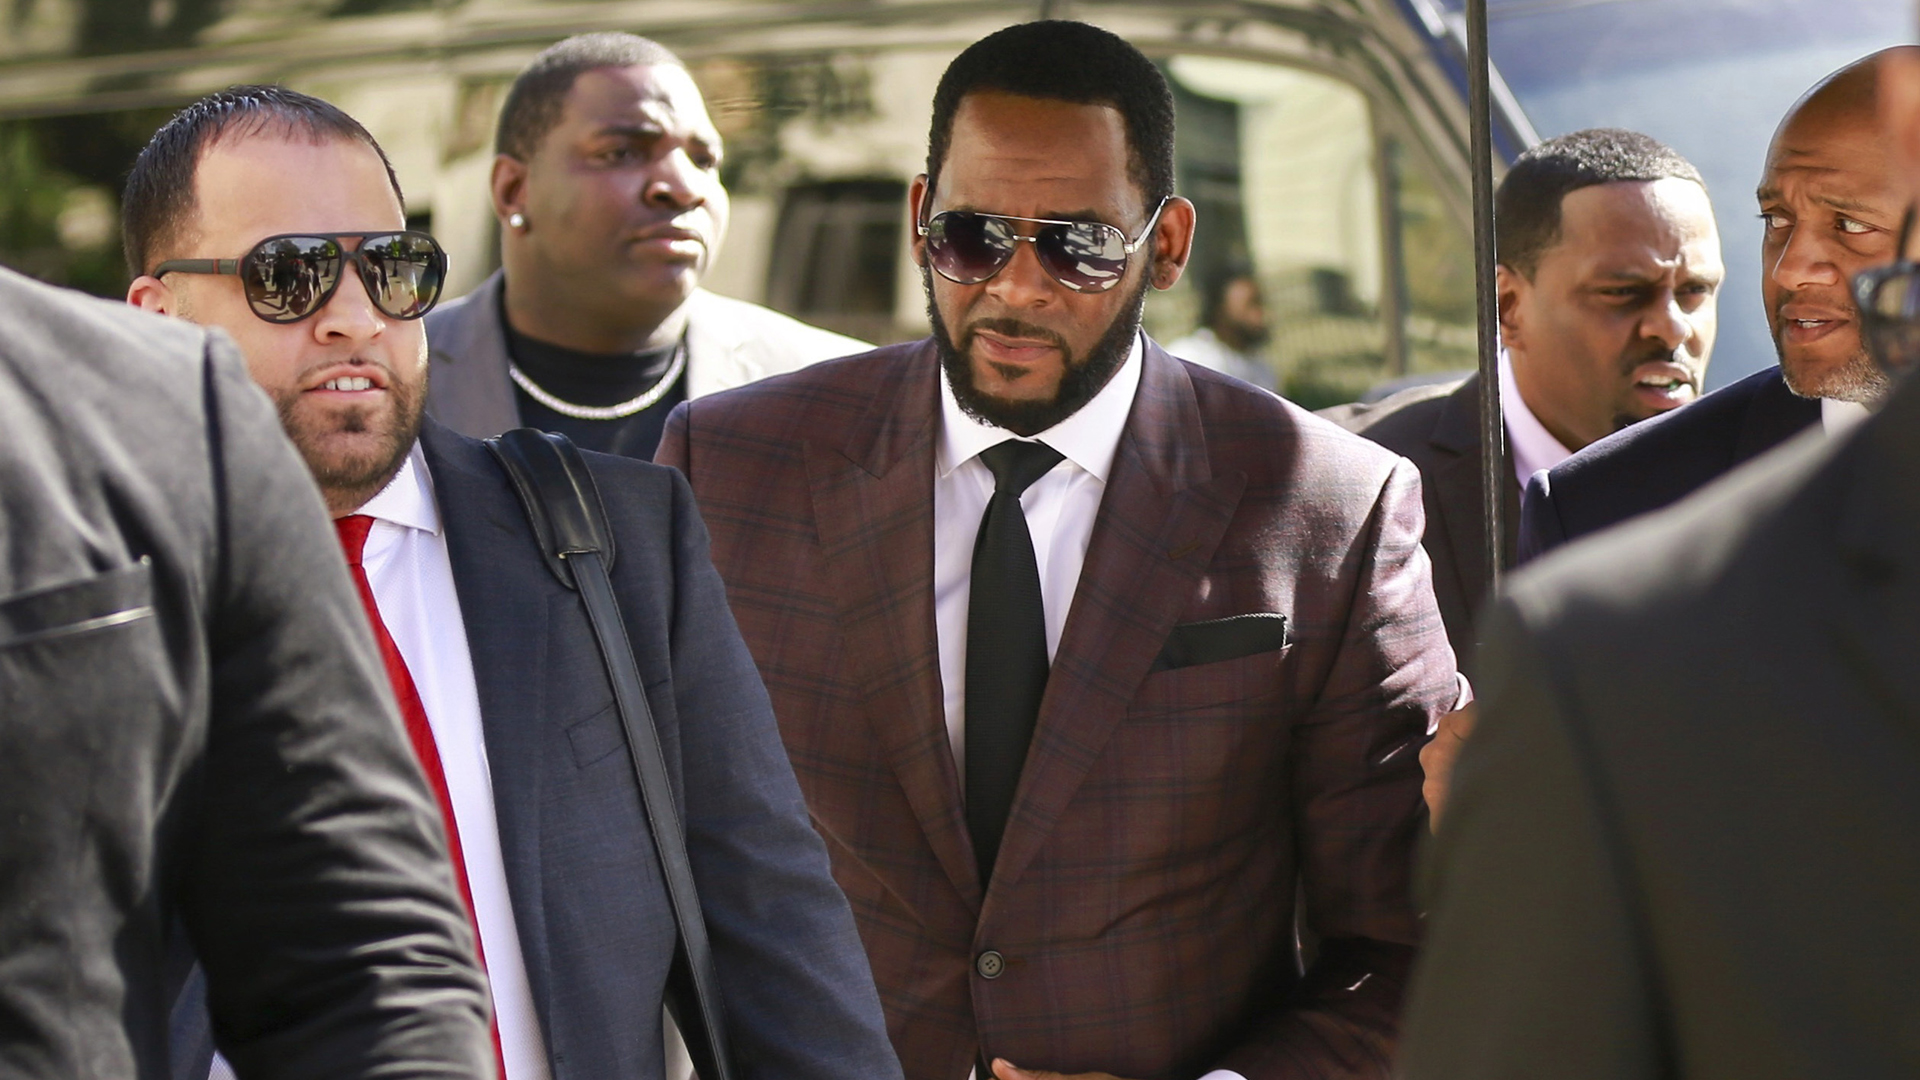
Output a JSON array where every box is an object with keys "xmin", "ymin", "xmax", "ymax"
[
  {"xmin": 937, "ymin": 331, "xmax": 1143, "ymax": 483},
  {"xmin": 1498, "ymin": 349, "xmax": 1574, "ymax": 487},
  {"xmin": 355, "ymin": 441, "xmax": 441, "ymax": 536},
  {"xmin": 1821, "ymin": 396, "xmax": 1872, "ymax": 436}
]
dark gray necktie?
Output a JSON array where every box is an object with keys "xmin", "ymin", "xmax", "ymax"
[{"xmin": 965, "ymin": 438, "xmax": 1066, "ymax": 888}]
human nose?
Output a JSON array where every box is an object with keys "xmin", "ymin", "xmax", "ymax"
[
  {"xmin": 1767, "ymin": 222, "xmax": 1842, "ymax": 292},
  {"xmin": 643, "ymin": 146, "xmax": 706, "ymax": 211},
  {"xmin": 1640, "ymin": 288, "xmax": 1692, "ymax": 352},
  {"xmin": 310, "ymin": 259, "xmax": 385, "ymax": 346},
  {"xmin": 981, "ymin": 235, "xmax": 1055, "ymax": 308}
]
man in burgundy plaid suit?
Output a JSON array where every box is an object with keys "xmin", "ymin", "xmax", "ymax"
[{"xmin": 658, "ymin": 21, "xmax": 1457, "ymax": 1080}]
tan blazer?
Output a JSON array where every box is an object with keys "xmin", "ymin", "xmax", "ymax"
[{"xmin": 422, "ymin": 270, "xmax": 868, "ymax": 438}]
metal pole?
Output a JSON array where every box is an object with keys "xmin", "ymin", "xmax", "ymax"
[{"xmin": 1466, "ymin": 0, "xmax": 1505, "ymax": 591}]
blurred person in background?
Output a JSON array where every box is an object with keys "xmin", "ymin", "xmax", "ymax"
[
  {"xmin": 0, "ymin": 265, "xmax": 492, "ymax": 1077},
  {"xmin": 1398, "ymin": 39, "xmax": 1920, "ymax": 1080},
  {"xmin": 1166, "ymin": 267, "xmax": 1276, "ymax": 389},
  {"xmin": 1522, "ymin": 49, "xmax": 1920, "ymax": 559},
  {"xmin": 425, "ymin": 32, "xmax": 865, "ymax": 461},
  {"xmin": 123, "ymin": 85, "xmax": 901, "ymax": 1080}
]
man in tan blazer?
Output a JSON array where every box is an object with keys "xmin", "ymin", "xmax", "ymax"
[{"xmin": 426, "ymin": 32, "xmax": 863, "ymax": 459}]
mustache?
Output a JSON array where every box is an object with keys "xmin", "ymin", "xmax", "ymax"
[
  {"xmin": 959, "ymin": 318, "xmax": 1068, "ymax": 351},
  {"xmin": 1617, "ymin": 343, "xmax": 1696, "ymax": 375},
  {"xmin": 1771, "ymin": 287, "xmax": 1861, "ymax": 318}
]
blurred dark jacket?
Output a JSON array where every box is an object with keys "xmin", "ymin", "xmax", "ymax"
[
  {"xmin": 0, "ymin": 267, "xmax": 491, "ymax": 1078},
  {"xmin": 1402, "ymin": 369, "xmax": 1920, "ymax": 1078}
]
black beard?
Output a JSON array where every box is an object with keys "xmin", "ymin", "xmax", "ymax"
[
  {"xmin": 275, "ymin": 369, "xmax": 425, "ymax": 516},
  {"xmin": 926, "ymin": 265, "xmax": 1148, "ymax": 436}
]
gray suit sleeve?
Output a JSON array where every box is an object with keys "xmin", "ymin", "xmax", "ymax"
[
  {"xmin": 1516, "ymin": 470, "xmax": 1566, "ymax": 565},
  {"xmin": 182, "ymin": 335, "xmax": 494, "ymax": 1078},
  {"xmin": 662, "ymin": 467, "xmax": 904, "ymax": 1080},
  {"xmin": 1397, "ymin": 599, "xmax": 1661, "ymax": 1080}
]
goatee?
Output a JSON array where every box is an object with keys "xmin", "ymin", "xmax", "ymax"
[{"xmin": 927, "ymin": 266, "xmax": 1147, "ymax": 437}]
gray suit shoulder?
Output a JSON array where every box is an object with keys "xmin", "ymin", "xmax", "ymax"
[{"xmin": 2, "ymin": 267, "xmax": 217, "ymax": 375}]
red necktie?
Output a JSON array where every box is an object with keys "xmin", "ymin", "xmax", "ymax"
[{"xmin": 335, "ymin": 514, "xmax": 507, "ymax": 1077}]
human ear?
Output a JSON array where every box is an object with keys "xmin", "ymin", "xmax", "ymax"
[
  {"xmin": 1148, "ymin": 196, "xmax": 1196, "ymax": 290},
  {"xmin": 1495, "ymin": 263, "xmax": 1529, "ymax": 350},
  {"xmin": 908, "ymin": 173, "xmax": 931, "ymax": 268},
  {"xmin": 491, "ymin": 154, "xmax": 531, "ymax": 229},
  {"xmin": 127, "ymin": 274, "xmax": 179, "ymax": 316}
]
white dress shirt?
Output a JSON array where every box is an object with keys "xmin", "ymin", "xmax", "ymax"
[
  {"xmin": 216, "ymin": 446, "xmax": 549, "ymax": 1080},
  {"xmin": 1498, "ymin": 349, "xmax": 1574, "ymax": 488},
  {"xmin": 933, "ymin": 333, "xmax": 1141, "ymax": 782},
  {"xmin": 1822, "ymin": 396, "xmax": 1872, "ymax": 435},
  {"xmin": 932, "ymin": 338, "xmax": 1250, "ymax": 1080}
]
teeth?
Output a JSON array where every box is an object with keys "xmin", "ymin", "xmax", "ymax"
[
  {"xmin": 1795, "ymin": 320, "xmax": 1826, "ymax": 328},
  {"xmin": 321, "ymin": 376, "xmax": 374, "ymax": 391}
]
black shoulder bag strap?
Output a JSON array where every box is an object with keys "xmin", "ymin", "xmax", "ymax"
[{"xmin": 484, "ymin": 427, "xmax": 734, "ymax": 1080}]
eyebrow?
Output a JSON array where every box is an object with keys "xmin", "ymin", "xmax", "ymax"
[
  {"xmin": 592, "ymin": 123, "xmax": 666, "ymax": 139},
  {"xmin": 1754, "ymin": 185, "xmax": 1884, "ymax": 219},
  {"xmin": 944, "ymin": 205, "xmax": 1122, "ymax": 226}
]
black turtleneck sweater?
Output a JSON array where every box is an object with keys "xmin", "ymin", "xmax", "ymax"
[{"xmin": 503, "ymin": 320, "xmax": 687, "ymax": 461}]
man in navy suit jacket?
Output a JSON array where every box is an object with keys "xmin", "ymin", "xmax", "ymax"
[
  {"xmin": 1521, "ymin": 49, "xmax": 1909, "ymax": 559},
  {"xmin": 125, "ymin": 86, "xmax": 902, "ymax": 1080}
]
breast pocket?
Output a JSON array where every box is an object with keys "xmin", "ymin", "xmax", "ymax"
[
  {"xmin": 0, "ymin": 561, "xmax": 155, "ymax": 650},
  {"xmin": 1131, "ymin": 642, "xmax": 1291, "ymax": 713},
  {"xmin": 1, "ymin": 561, "xmax": 169, "ymax": 823}
]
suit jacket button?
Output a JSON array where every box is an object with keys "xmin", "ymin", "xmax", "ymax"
[{"xmin": 976, "ymin": 950, "xmax": 1006, "ymax": 979}]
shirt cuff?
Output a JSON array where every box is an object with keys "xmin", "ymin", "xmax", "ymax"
[{"xmin": 1431, "ymin": 672, "xmax": 1474, "ymax": 736}]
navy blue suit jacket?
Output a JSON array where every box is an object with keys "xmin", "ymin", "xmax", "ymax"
[
  {"xmin": 1519, "ymin": 366, "xmax": 1820, "ymax": 561},
  {"xmin": 174, "ymin": 418, "xmax": 902, "ymax": 1080}
]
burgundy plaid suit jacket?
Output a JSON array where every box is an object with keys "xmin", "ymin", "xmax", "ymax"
[{"xmin": 658, "ymin": 339, "xmax": 1456, "ymax": 1080}]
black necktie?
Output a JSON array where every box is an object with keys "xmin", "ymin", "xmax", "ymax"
[{"xmin": 965, "ymin": 438, "xmax": 1066, "ymax": 887}]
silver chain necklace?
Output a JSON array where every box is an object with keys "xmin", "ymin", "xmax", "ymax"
[{"xmin": 508, "ymin": 338, "xmax": 687, "ymax": 421}]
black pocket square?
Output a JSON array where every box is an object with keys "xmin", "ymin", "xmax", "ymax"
[{"xmin": 1151, "ymin": 612, "xmax": 1290, "ymax": 672}]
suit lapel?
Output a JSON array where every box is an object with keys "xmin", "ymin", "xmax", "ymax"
[
  {"xmin": 1427, "ymin": 376, "xmax": 1492, "ymax": 615},
  {"xmin": 418, "ymin": 419, "xmax": 559, "ymax": 1036},
  {"xmin": 985, "ymin": 344, "xmax": 1245, "ymax": 907},
  {"xmin": 426, "ymin": 271, "xmax": 522, "ymax": 437},
  {"xmin": 1423, "ymin": 375, "xmax": 1521, "ymax": 640},
  {"xmin": 803, "ymin": 345, "xmax": 980, "ymax": 905},
  {"xmin": 682, "ymin": 290, "xmax": 755, "ymax": 399}
]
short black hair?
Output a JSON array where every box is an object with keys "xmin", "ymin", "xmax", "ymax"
[
  {"xmin": 927, "ymin": 20, "xmax": 1175, "ymax": 212},
  {"xmin": 122, "ymin": 85, "xmax": 403, "ymax": 277},
  {"xmin": 495, "ymin": 32, "xmax": 686, "ymax": 161},
  {"xmin": 1496, "ymin": 128, "xmax": 1707, "ymax": 278}
]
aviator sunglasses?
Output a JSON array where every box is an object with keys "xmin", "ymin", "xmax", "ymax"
[
  {"xmin": 918, "ymin": 197, "xmax": 1169, "ymax": 293},
  {"xmin": 1855, "ymin": 206, "xmax": 1920, "ymax": 375},
  {"xmin": 154, "ymin": 231, "xmax": 448, "ymax": 324}
]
